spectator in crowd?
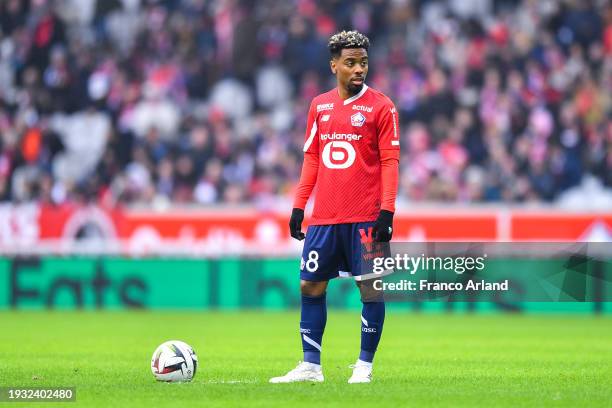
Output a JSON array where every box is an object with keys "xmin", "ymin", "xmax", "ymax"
[{"xmin": 0, "ymin": 0, "xmax": 610, "ymax": 208}]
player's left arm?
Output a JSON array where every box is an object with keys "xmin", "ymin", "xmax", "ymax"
[{"xmin": 373, "ymin": 101, "xmax": 400, "ymax": 242}]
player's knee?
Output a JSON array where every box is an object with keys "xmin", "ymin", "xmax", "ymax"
[
  {"xmin": 300, "ymin": 280, "xmax": 327, "ymax": 297},
  {"xmin": 357, "ymin": 279, "xmax": 384, "ymax": 302}
]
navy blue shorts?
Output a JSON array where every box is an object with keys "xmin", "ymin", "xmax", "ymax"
[{"xmin": 300, "ymin": 222, "xmax": 385, "ymax": 282}]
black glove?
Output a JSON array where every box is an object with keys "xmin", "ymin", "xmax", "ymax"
[
  {"xmin": 373, "ymin": 210, "xmax": 394, "ymax": 242},
  {"xmin": 289, "ymin": 208, "xmax": 305, "ymax": 240}
]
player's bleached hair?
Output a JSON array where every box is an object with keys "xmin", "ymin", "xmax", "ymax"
[{"xmin": 328, "ymin": 30, "xmax": 370, "ymax": 58}]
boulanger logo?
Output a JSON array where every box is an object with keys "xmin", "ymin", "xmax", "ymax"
[
  {"xmin": 322, "ymin": 141, "xmax": 356, "ymax": 169},
  {"xmin": 320, "ymin": 132, "xmax": 362, "ymax": 141}
]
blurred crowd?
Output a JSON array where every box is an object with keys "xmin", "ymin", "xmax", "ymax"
[{"xmin": 0, "ymin": 0, "xmax": 611, "ymax": 208}]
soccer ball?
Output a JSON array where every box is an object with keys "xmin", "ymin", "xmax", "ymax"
[{"xmin": 151, "ymin": 340, "xmax": 198, "ymax": 382}]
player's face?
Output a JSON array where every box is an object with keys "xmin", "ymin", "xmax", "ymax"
[{"xmin": 331, "ymin": 48, "xmax": 368, "ymax": 96}]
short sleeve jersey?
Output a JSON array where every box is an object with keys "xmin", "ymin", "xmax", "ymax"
[{"xmin": 303, "ymin": 84, "xmax": 400, "ymax": 225}]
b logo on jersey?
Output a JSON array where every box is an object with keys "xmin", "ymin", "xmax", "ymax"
[
  {"xmin": 350, "ymin": 112, "xmax": 366, "ymax": 127},
  {"xmin": 322, "ymin": 141, "xmax": 356, "ymax": 169}
]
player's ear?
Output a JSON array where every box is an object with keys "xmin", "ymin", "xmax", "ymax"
[{"xmin": 330, "ymin": 59, "xmax": 337, "ymax": 75}]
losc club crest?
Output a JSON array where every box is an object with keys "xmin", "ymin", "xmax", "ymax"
[{"xmin": 350, "ymin": 112, "xmax": 366, "ymax": 127}]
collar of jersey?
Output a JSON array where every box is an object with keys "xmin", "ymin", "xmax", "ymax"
[{"xmin": 341, "ymin": 84, "xmax": 369, "ymax": 105}]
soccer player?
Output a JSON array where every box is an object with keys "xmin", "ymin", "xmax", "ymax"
[{"xmin": 269, "ymin": 30, "xmax": 400, "ymax": 384}]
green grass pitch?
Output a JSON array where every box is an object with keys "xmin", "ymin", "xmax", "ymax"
[{"xmin": 0, "ymin": 311, "xmax": 611, "ymax": 407}]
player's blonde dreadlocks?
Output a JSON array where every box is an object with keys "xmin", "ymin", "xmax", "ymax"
[{"xmin": 328, "ymin": 30, "xmax": 370, "ymax": 57}]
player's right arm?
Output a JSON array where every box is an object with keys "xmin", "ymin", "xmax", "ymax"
[{"xmin": 290, "ymin": 101, "xmax": 320, "ymax": 240}]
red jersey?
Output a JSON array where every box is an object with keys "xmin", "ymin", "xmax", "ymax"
[{"xmin": 295, "ymin": 85, "xmax": 400, "ymax": 225}]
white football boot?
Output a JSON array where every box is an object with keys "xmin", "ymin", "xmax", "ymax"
[
  {"xmin": 269, "ymin": 361, "xmax": 324, "ymax": 383},
  {"xmin": 348, "ymin": 360, "xmax": 373, "ymax": 383}
]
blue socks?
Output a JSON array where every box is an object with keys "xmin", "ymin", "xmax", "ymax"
[
  {"xmin": 359, "ymin": 301, "xmax": 385, "ymax": 363},
  {"xmin": 300, "ymin": 293, "xmax": 327, "ymax": 365},
  {"xmin": 300, "ymin": 294, "xmax": 385, "ymax": 365}
]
